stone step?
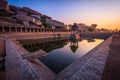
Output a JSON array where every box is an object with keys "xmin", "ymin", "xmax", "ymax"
[
  {"xmin": 0, "ymin": 71, "xmax": 5, "ymax": 80},
  {"xmin": 33, "ymin": 63, "xmax": 56, "ymax": 80},
  {"xmin": 27, "ymin": 59, "xmax": 56, "ymax": 80},
  {"xmin": 25, "ymin": 60, "xmax": 47, "ymax": 80}
]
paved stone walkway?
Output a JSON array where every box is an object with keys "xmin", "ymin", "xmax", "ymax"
[
  {"xmin": 57, "ymin": 36, "xmax": 112, "ymax": 80},
  {"xmin": 2, "ymin": 34, "xmax": 118, "ymax": 80},
  {"xmin": 5, "ymin": 39, "xmax": 56, "ymax": 80},
  {"xmin": 0, "ymin": 39, "xmax": 5, "ymax": 80},
  {"xmin": 102, "ymin": 34, "xmax": 120, "ymax": 80},
  {"xmin": 0, "ymin": 70, "xmax": 5, "ymax": 80}
]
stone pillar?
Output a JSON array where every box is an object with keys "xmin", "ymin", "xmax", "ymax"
[
  {"xmin": 9, "ymin": 27, "xmax": 11, "ymax": 32},
  {"xmin": 33, "ymin": 28, "xmax": 35, "ymax": 32},
  {"xmin": 49, "ymin": 29, "xmax": 51, "ymax": 32},
  {"xmin": 38, "ymin": 29, "xmax": 40, "ymax": 32},
  {"xmin": 30, "ymin": 28, "xmax": 33, "ymax": 32},
  {"xmin": 20, "ymin": 28, "xmax": 22, "ymax": 32},
  {"xmin": 2, "ymin": 27, "xmax": 4, "ymax": 32},
  {"xmin": 44, "ymin": 29, "xmax": 46, "ymax": 32},
  {"xmin": 35, "ymin": 29, "xmax": 36, "ymax": 32},
  {"xmin": 39, "ymin": 29, "xmax": 40, "ymax": 32},
  {"xmin": 37, "ymin": 28, "xmax": 39, "ymax": 32},
  {"xmin": 25, "ymin": 28, "xmax": 27, "ymax": 32},
  {"xmin": 29, "ymin": 28, "xmax": 31, "ymax": 32},
  {"xmin": 15, "ymin": 27, "xmax": 17, "ymax": 32},
  {"xmin": 47, "ymin": 29, "xmax": 50, "ymax": 32},
  {"xmin": 51, "ymin": 29, "xmax": 53, "ymax": 32},
  {"xmin": 42, "ymin": 29, "xmax": 43, "ymax": 32}
]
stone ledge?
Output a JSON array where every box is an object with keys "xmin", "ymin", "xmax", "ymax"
[
  {"xmin": 57, "ymin": 35, "xmax": 113, "ymax": 80},
  {"xmin": 5, "ymin": 39, "xmax": 56, "ymax": 80}
]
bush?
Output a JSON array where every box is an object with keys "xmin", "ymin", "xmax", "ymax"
[
  {"xmin": 16, "ymin": 19, "xmax": 23, "ymax": 24},
  {"xmin": 44, "ymin": 23, "xmax": 52, "ymax": 28},
  {"xmin": 41, "ymin": 16, "xmax": 52, "ymax": 28}
]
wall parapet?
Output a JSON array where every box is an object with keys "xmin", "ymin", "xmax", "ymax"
[{"xmin": 0, "ymin": 21, "xmax": 71, "ymax": 33}]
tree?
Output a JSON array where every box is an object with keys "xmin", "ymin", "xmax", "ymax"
[{"xmin": 41, "ymin": 16, "xmax": 52, "ymax": 28}]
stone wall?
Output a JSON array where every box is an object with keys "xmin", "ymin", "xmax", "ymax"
[
  {"xmin": 5, "ymin": 39, "xmax": 38, "ymax": 80},
  {"xmin": 5, "ymin": 39, "xmax": 56, "ymax": 80},
  {"xmin": 81, "ymin": 32, "xmax": 112, "ymax": 39},
  {"xmin": 1, "ymin": 32, "xmax": 70, "ymax": 40}
]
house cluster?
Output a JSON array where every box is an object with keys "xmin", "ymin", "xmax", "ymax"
[
  {"xmin": 0, "ymin": 0, "xmax": 65, "ymax": 29},
  {"xmin": 66, "ymin": 23, "xmax": 97, "ymax": 32},
  {"xmin": 0, "ymin": 0, "xmax": 97, "ymax": 31}
]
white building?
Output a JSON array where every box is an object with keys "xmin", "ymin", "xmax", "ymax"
[{"xmin": 77, "ymin": 23, "xmax": 89, "ymax": 31}]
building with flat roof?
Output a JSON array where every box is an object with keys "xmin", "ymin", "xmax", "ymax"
[
  {"xmin": 0, "ymin": 0, "xmax": 66, "ymax": 29},
  {"xmin": 22, "ymin": 7, "xmax": 42, "ymax": 17}
]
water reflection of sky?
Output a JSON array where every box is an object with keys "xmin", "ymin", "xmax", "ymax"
[{"xmin": 39, "ymin": 39, "xmax": 104, "ymax": 74}]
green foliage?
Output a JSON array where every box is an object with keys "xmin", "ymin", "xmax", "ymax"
[
  {"xmin": 41, "ymin": 16, "xmax": 52, "ymax": 28},
  {"xmin": 44, "ymin": 23, "xmax": 52, "ymax": 28},
  {"xmin": 16, "ymin": 19, "xmax": 23, "ymax": 24},
  {"xmin": 41, "ymin": 16, "xmax": 46, "ymax": 24},
  {"xmin": 70, "ymin": 46, "xmax": 78, "ymax": 53}
]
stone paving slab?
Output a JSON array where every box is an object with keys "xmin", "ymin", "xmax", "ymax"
[
  {"xmin": 102, "ymin": 34, "xmax": 120, "ymax": 80},
  {"xmin": 5, "ymin": 39, "xmax": 56, "ymax": 80}
]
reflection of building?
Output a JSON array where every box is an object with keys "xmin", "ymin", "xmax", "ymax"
[
  {"xmin": 19, "ymin": 38, "xmax": 68, "ymax": 52},
  {"xmin": 0, "ymin": 0, "xmax": 9, "ymax": 11},
  {"xmin": 70, "ymin": 23, "xmax": 80, "ymax": 40},
  {"xmin": 77, "ymin": 23, "xmax": 88, "ymax": 32},
  {"xmin": 70, "ymin": 40, "xmax": 78, "ymax": 53},
  {"xmin": 67, "ymin": 23, "xmax": 97, "ymax": 32}
]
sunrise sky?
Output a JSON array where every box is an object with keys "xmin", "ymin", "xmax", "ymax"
[{"xmin": 8, "ymin": 0, "xmax": 120, "ymax": 30}]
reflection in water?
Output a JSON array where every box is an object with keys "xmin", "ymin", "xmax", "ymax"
[
  {"xmin": 19, "ymin": 38, "xmax": 69, "ymax": 52},
  {"xmin": 20, "ymin": 37, "xmax": 104, "ymax": 74},
  {"xmin": 70, "ymin": 40, "xmax": 79, "ymax": 53}
]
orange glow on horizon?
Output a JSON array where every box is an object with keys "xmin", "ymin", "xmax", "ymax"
[{"xmin": 62, "ymin": 17, "xmax": 120, "ymax": 30}]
